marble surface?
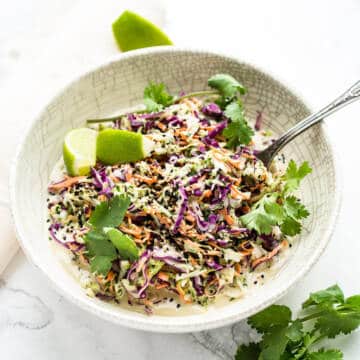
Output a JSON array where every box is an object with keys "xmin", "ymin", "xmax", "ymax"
[{"xmin": 0, "ymin": 0, "xmax": 359, "ymax": 358}]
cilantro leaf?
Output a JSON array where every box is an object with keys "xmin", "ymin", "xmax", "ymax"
[
  {"xmin": 235, "ymin": 343, "xmax": 261, "ymax": 360},
  {"xmin": 208, "ymin": 74, "xmax": 246, "ymax": 100},
  {"xmin": 143, "ymin": 82, "xmax": 173, "ymax": 112},
  {"xmin": 223, "ymin": 101, "xmax": 254, "ymax": 147},
  {"xmin": 241, "ymin": 211, "xmax": 275, "ymax": 235},
  {"xmin": 343, "ymin": 295, "xmax": 360, "ymax": 311},
  {"xmin": 303, "ymin": 285, "xmax": 344, "ymax": 309},
  {"xmin": 307, "ymin": 349, "xmax": 343, "ymax": 360},
  {"xmin": 85, "ymin": 231, "xmax": 117, "ymax": 258},
  {"xmin": 224, "ymin": 101, "xmax": 246, "ymax": 122},
  {"xmin": 260, "ymin": 326, "xmax": 290, "ymax": 360},
  {"xmin": 85, "ymin": 231, "xmax": 117, "ymax": 275},
  {"xmin": 238, "ymin": 285, "xmax": 360, "ymax": 360},
  {"xmin": 315, "ymin": 307, "xmax": 360, "ymax": 338},
  {"xmin": 223, "ymin": 120, "xmax": 254, "ymax": 148},
  {"xmin": 280, "ymin": 216, "xmax": 302, "ymax": 236},
  {"xmin": 283, "ymin": 160, "xmax": 312, "ymax": 193},
  {"xmin": 241, "ymin": 194, "xmax": 282, "ymax": 235},
  {"xmin": 280, "ymin": 196, "xmax": 309, "ymax": 236},
  {"xmin": 286, "ymin": 320, "xmax": 303, "ymax": 342},
  {"xmin": 283, "ymin": 196, "xmax": 310, "ymax": 220},
  {"xmin": 248, "ymin": 305, "xmax": 292, "ymax": 333},
  {"xmin": 85, "ymin": 195, "xmax": 132, "ymax": 274},
  {"xmin": 263, "ymin": 200, "xmax": 285, "ymax": 224},
  {"xmin": 301, "ymin": 285, "xmax": 360, "ymax": 338},
  {"xmin": 241, "ymin": 192, "xmax": 308, "ymax": 236},
  {"xmin": 89, "ymin": 255, "xmax": 115, "ymax": 275},
  {"xmin": 89, "ymin": 195, "xmax": 130, "ymax": 230}
]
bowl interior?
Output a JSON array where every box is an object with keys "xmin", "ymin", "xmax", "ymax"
[{"xmin": 11, "ymin": 48, "xmax": 338, "ymax": 332}]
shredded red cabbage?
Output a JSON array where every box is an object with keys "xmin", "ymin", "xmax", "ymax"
[
  {"xmin": 192, "ymin": 276, "xmax": 204, "ymax": 295},
  {"xmin": 201, "ymin": 103, "xmax": 222, "ymax": 117}
]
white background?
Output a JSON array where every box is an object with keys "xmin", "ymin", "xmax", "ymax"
[{"xmin": 0, "ymin": 0, "xmax": 359, "ymax": 358}]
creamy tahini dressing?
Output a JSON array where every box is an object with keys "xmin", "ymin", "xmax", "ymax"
[{"xmin": 48, "ymin": 148, "xmax": 290, "ymax": 317}]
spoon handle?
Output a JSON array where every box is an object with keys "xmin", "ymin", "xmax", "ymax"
[{"xmin": 258, "ymin": 80, "xmax": 360, "ymax": 166}]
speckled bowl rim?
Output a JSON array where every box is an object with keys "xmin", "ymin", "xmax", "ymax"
[{"xmin": 9, "ymin": 46, "xmax": 342, "ymax": 333}]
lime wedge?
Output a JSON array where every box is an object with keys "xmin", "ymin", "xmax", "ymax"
[
  {"xmin": 112, "ymin": 10, "xmax": 173, "ymax": 52},
  {"xmin": 63, "ymin": 128, "xmax": 97, "ymax": 176},
  {"xmin": 96, "ymin": 129, "xmax": 153, "ymax": 165}
]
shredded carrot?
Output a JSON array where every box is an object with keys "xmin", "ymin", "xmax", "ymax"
[
  {"xmin": 189, "ymin": 256, "xmax": 198, "ymax": 266},
  {"xmin": 157, "ymin": 122, "xmax": 167, "ymax": 131},
  {"xmin": 106, "ymin": 271, "xmax": 115, "ymax": 282},
  {"xmin": 205, "ymin": 250, "xmax": 222, "ymax": 256},
  {"xmin": 239, "ymin": 241, "xmax": 253, "ymax": 256},
  {"xmin": 48, "ymin": 176, "xmax": 86, "ymax": 191},
  {"xmin": 185, "ymin": 213, "xmax": 196, "ymax": 223},
  {"xmin": 234, "ymin": 263, "xmax": 242, "ymax": 275},
  {"xmin": 155, "ymin": 283, "xmax": 169, "ymax": 290},
  {"xmin": 200, "ymin": 189, "xmax": 212, "ymax": 201},
  {"xmin": 98, "ymin": 194, "xmax": 107, "ymax": 202},
  {"xmin": 242, "ymin": 152, "xmax": 255, "ymax": 160},
  {"xmin": 220, "ymin": 208, "xmax": 234, "ymax": 226},
  {"xmin": 174, "ymin": 127, "xmax": 188, "ymax": 137},
  {"xmin": 153, "ymin": 211, "xmax": 172, "ymax": 228},
  {"xmin": 125, "ymin": 170, "xmax": 132, "ymax": 182},
  {"xmin": 207, "ymin": 240, "xmax": 222, "ymax": 249},
  {"xmin": 176, "ymin": 283, "xmax": 192, "ymax": 304},
  {"xmin": 251, "ymin": 241, "xmax": 287, "ymax": 269},
  {"xmin": 109, "ymin": 174, "xmax": 120, "ymax": 183},
  {"xmin": 119, "ymin": 224, "xmax": 142, "ymax": 238},
  {"xmin": 157, "ymin": 272, "xmax": 169, "ymax": 282},
  {"xmin": 230, "ymin": 185, "xmax": 246, "ymax": 200},
  {"xmin": 228, "ymin": 176, "xmax": 241, "ymax": 186},
  {"xmin": 133, "ymin": 174, "xmax": 157, "ymax": 185},
  {"xmin": 227, "ymin": 158, "xmax": 242, "ymax": 169}
]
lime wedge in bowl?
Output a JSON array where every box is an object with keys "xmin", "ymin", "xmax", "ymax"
[
  {"xmin": 96, "ymin": 128, "xmax": 154, "ymax": 165},
  {"xmin": 112, "ymin": 10, "xmax": 173, "ymax": 52},
  {"xmin": 63, "ymin": 128, "xmax": 97, "ymax": 176}
]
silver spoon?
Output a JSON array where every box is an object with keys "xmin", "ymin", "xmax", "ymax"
[{"xmin": 256, "ymin": 80, "xmax": 360, "ymax": 168}]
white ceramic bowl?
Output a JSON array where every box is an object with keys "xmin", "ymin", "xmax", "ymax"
[{"xmin": 10, "ymin": 47, "xmax": 340, "ymax": 333}]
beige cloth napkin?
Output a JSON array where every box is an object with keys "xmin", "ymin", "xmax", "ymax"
[
  {"xmin": 0, "ymin": 0, "xmax": 168, "ymax": 274},
  {"xmin": 0, "ymin": 206, "xmax": 18, "ymax": 274},
  {"xmin": 0, "ymin": 186, "xmax": 17, "ymax": 273}
]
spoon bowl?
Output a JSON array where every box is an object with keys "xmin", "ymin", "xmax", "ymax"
[{"xmin": 257, "ymin": 80, "xmax": 360, "ymax": 167}]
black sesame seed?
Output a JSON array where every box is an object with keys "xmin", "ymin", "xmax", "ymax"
[{"xmin": 176, "ymin": 304, "xmax": 181, "ymax": 309}]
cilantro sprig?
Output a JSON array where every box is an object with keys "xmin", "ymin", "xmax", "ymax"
[
  {"xmin": 241, "ymin": 160, "xmax": 312, "ymax": 236},
  {"xmin": 141, "ymin": 74, "xmax": 254, "ymax": 148},
  {"xmin": 207, "ymin": 74, "xmax": 254, "ymax": 148},
  {"xmin": 283, "ymin": 159, "xmax": 313, "ymax": 194},
  {"xmin": 223, "ymin": 101, "xmax": 254, "ymax": 147},
  {"xmin": 208, "ymin": 73, "xmax": 246, "ymax": 100},
  {"xmin": 87, "ymin": 73, "xmax": 254, "ymax": 148},
  {"xmin": 84, "ymin": 194, "xmax": 139, "ymax": 275},
  {"xmin": 235, "ymin": 285, "xmax": 360, "ymax": 360},
  {"xmin": 143, "ymin": 82, "xmax": 174, "ymax": 112},
  {"xmin": 89, "ymin": 195, "xmax": 130, "ymax": 230}
]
